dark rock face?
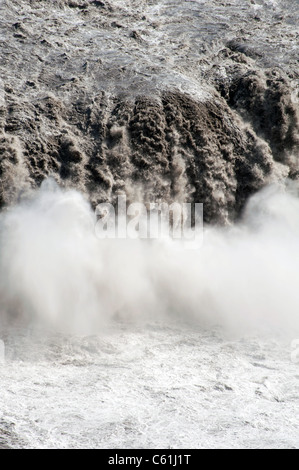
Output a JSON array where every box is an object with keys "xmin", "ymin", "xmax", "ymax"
[{"xmin": 0, "ymin": 0, "xmax": 298, "ymax": 223}]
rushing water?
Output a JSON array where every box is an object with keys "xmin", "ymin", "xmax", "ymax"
[
  {"xmin": 0, "ymin": 0, "xmax": 298, "ymax": 449},
  {"xmin": 0, "ymin": 181, "xmax": 298, "ymax": 448}
]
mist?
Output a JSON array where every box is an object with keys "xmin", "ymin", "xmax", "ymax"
[{"xmin": 0, "ymin": 178, "xmax": 298, "ymax": 337}]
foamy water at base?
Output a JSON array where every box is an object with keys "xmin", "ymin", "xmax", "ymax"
[{"xmin": 0, "ymin": 321, "xmax": 298, "ymax": 449}]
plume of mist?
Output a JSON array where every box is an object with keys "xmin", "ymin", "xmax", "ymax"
[{"xmin": 0, "ymin": 178, "xmax": 299, "ymax": 337}]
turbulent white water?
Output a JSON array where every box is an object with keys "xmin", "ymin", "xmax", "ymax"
[
  {"xmin": 0, "ymin": 180, "xmax": 299, "ymax": 448},
  {"xmin": 1, "ymin": 323, "xmax": 298, "ymax": 449},
  {"xmin": 0, "ymin": 0, "xmax": 298, "ymax": 449}
]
